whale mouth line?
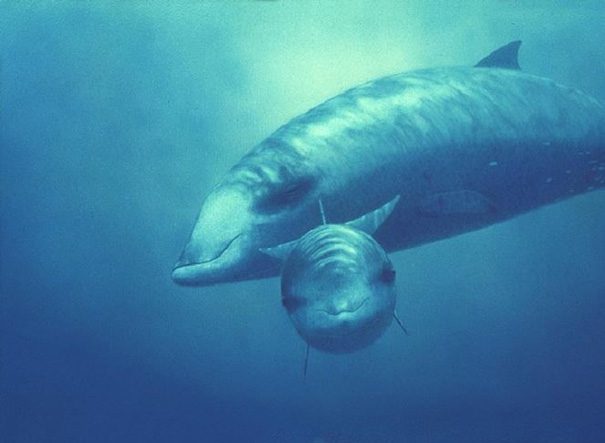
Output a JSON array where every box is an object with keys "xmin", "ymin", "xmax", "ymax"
[
  {"xmin": 173, "ymin": 233, "xmax": 242, "ymax": 270},
  {"xmin": 317, "ymin": 297, "xmax": 369, "ymax": 317}
]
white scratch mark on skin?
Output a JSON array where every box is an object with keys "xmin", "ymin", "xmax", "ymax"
[{"xmin": 488, "ymin": 161, "xmax": 498, "ymax": 167}]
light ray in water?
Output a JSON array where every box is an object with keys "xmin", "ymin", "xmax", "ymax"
[
  {"xmin": 318, "ymin": 199, "xmax": 327, "ymax": 225},
  {"xmin": 393, "ymin": 310, "xmax": 409, "ymax": 336},
  {"xmin": 303, "ymin": 343, "xmax": 310, "ymax": 381}
]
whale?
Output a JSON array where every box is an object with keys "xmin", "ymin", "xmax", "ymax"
[
  {"xmin": 280, "ymin": 223, "xmax": 397, "ymax": 354},
  {"xmin": 172, "ymin": 41, "xmax": 605, "ymax": 286},
  {"xmin": 262, "ymin": 197, "xmax": 404, "ymax": 354}
]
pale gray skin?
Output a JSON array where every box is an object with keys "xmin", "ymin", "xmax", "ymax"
[
  {"xmin": 280, "ymin": 224, "xmax": 396, "ymax": 353},
  {"xmin": 172, "ymin": 43, "xmax": 605, "ymax": 286}
]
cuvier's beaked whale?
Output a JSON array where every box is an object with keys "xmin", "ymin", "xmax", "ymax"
[
  {"xmin": 172, "ymin": 41, "xmax": 605, "ymax": 286},
  {"xmin": 280, "ymin": 223, "xmax": 397, "ymax": 354},
  {"xmin": 262, "ymin": 197, "xmax": 404, "ymax": 354}
]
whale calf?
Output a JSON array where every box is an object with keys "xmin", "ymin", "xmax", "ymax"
[
  {"xmin": 262, "ymin": 197, "xmax": 404, "ymax": 354},
  {"xmin": 173, "ymin": 41, "xmax": 605, "ymax": 286},
  {"xmin": 279, "ymin": 224, "xmax": 397, "ymax": 354}
]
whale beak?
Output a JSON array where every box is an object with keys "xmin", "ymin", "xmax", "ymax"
[
  {"xmin": 171, "ymin": 263, "xmax": 199, "ymax": 285},
  {"xmin": 171, "ymin": 262, "xmax": 213, "ymax": 285},
  {"xmin": 171, "ymin": 234, "xmax": 243, "ymax": 286},
  {"xmin": 171, "ymin": 184, "xmax": 258, "ymax": 286},
  {"xmin": 322, "ymin": 297, "xmax": 369, "ymax": 317}
]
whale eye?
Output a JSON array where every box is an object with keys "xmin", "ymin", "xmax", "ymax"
[
  {"xmin": 257, "ymin": 177, "xmax": 314, "ymax": 213},
  {"xmin": 380, "ymin": 266, "xmax": 396, "ymax": 284},
  {"xmin": 282, "ymin": 295, "xmax": 307, "ymax": 312}
]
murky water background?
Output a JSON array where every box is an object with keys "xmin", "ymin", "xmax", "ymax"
[{"xmin": 2, "ymin": 2, "xmax": 605, "ymax": 441}]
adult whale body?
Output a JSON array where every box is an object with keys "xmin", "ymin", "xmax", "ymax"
[{"xmin": 172, "ymin": 41, "xmax": 605, "ymax": 286}]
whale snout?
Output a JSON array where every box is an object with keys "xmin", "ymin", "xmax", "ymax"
[
  {"xmin": 171, "ymin": 234, "xmax": 243, "ymax": 286},
  {"xmin": 171, "ymin": 232, "xmax": 280, "ymax": 286},
  {"xmin": 318, "ymin": 297, "xmax": 369, "ymax": 317},
  {"xmin": 172, "ymin": 185, "xmax": 262, "ymax": 286},
  {"xmin": 176, "ymin": 233, "xmax": 242, "ymax": 267}
]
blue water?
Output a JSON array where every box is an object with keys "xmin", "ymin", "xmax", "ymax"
[{"xmin": 2, "ymin": 2, "xmax": 605, "ymax": 442}]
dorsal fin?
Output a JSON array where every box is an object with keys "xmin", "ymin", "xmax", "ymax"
[{"xmin": 474, "ymin": 40, "xmax": 521, "ymax": 70}]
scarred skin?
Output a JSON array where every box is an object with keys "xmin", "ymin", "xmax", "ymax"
[{"xmin": 173, "ymin": 51, "xmax": 605, "ymax": 286}]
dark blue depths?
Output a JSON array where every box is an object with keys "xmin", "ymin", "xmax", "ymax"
[{"xmin": 1, "ymin": 2, "xmax": 605, "ymax": 442}]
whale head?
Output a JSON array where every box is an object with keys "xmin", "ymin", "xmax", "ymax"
[
  {"xmin": 280, "ymin": 224, "xmax": 397, "ymax": 353},
  {"xmin": 172, "ymin": 140, "xmax": 321, "ymax": 286}
]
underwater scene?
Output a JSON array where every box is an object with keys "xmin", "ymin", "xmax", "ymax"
[{"xmin": 2, "ymin": 1, "xmax": 605, "ymax": 442}]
